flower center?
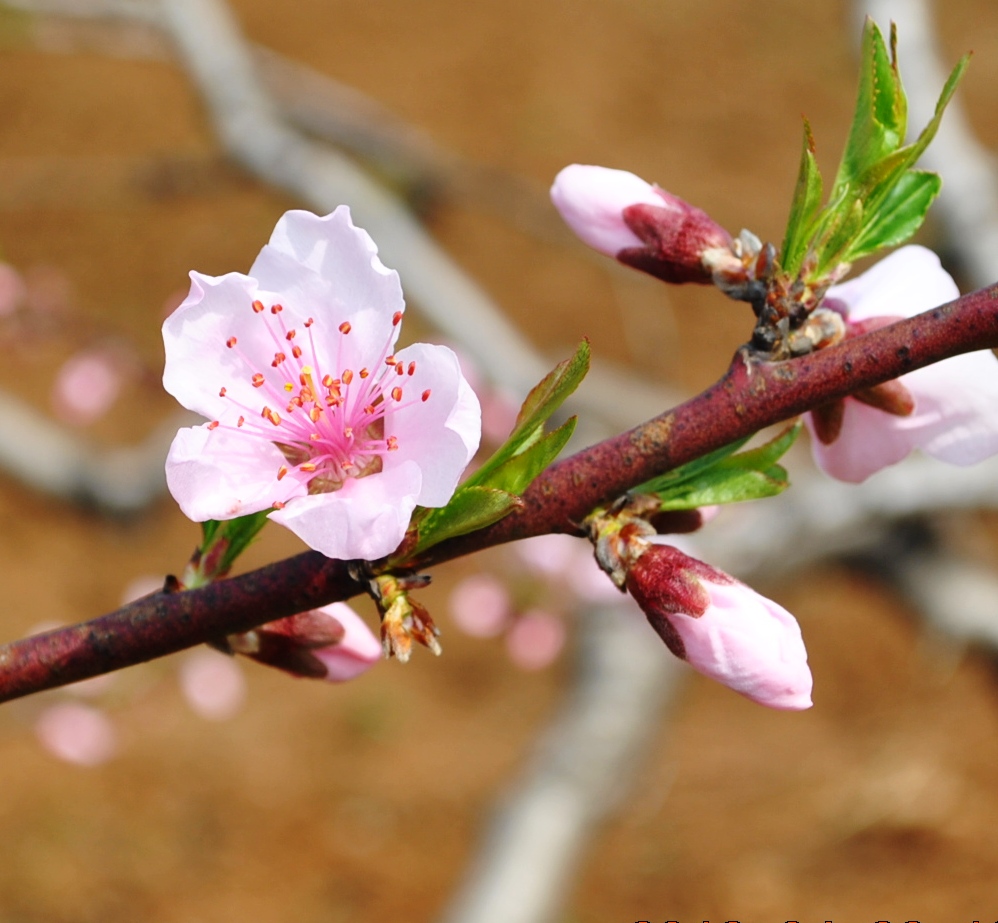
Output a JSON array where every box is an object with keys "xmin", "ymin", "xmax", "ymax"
[{"xmin": 210, "ymin": 300, "xmax": 431, "ymax": 507}]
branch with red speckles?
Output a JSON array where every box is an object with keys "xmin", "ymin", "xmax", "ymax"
[{"xmin": 2, "ymin": 282, "xmax": 997, "ymax": 703}]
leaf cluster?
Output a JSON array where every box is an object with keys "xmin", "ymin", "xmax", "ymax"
[{"xmin": 780, "ymin": 18, "xmax": 968, "ymax": 282}]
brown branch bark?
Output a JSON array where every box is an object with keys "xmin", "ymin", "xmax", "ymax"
[{"xmin": 2, "ymin": 282, "xmax": 997, "ymax": 702}]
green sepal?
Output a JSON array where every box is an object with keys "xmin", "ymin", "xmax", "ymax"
[
  {"xmin": 190, "ymin": 510, "xmax": 271, "ymax": 587},
  {"xmin": 408, "ymin": 487, "xmax": 523, "ymax": 554},
  {"xmin": 636, "ymin": 423, "xmax": 801, "ymax": 512}
]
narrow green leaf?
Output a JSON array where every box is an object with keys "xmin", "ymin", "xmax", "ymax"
[
  {"xmin": 656, "ymin": 466, "xmax": 790, "ymax": 510},
  {"xmin": 846, "ymin": 170, "xmax": 941, "ymax": 261},
  {"xmin": 481, "ymin": 416, "xmax": 577, "ymax": 496},
  {"xmin": 780, "ymin": 120, "xmax": 824, "ymax": 274},
  {"xmin": 633, "ymin": 436, "xmax": 751, "ymax": 497},
  {"xmin": 413, "ymin": 486, "xmax": 522, "ymax": 552},
  {"xmin": 466, "ymin": 340, "xmax": 590, "ymax": 488},
  {"xmin": 719, "ymin": 421, "xmax": 801, "ymax": 473},
  {"xmin": 833, "ymin": 19, "xmax": 906, "ymax": 196}
]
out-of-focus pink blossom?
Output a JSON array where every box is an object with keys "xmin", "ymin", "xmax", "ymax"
[
  {"xmin": 626, "ymin": 542, "xmax": 812, "ymax": 710},
  {"xmin": 0, "ymin": 263, "xmax": 25, "ymax": 316},
  {"xmin": 52, "ymin": 350, "xmax": 122, "ymax": 426},
  {"xmin": 505, "ymin": 609, "xmax": 566, "ymax": 671},
  {"xmin": 163, "ymin": 206, "xmax": 481, "ymax": 561},
  {"xmin": 550, "ymin": 164, "xmax": 735, "ymax": 284},
  {"xmin": 35, "ymin": 702, "xmax": 118, "ymax": 766},
  {"xmin": 449, "ymin": 572, "xmax": 513, "ymax": 638},
  {"xmin": 806, "ymin": 246, "xmax": 998, "ymax": 482},
  {"xmin": 179, "ymin": 648, "xmax": 247, "ymax": 720},
  {"xmin": 514, "ymin": 533, "xmax": 580, "ymax": 578}
]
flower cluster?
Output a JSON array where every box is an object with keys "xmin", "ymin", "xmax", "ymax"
[{"xmin": 163, "ymin": 207, "xmax": 481, "ymax": 562}]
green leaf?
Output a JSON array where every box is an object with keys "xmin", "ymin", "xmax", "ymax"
[
  {"xmin": 481, "ymin": 416, "xmax": 577, "ymax": 496},
  {"xmin": 467, "ymin": 340, "xmax": 589, "ymax": 490},
  {"xmin": 632, "ymin": 436, "xmax": 751, "ymax": 497},
  {"xmin": 656, "ymin": 466, "xmax": 789, "ymax": 510},
  {"xmin": 832, "ymin": 19, "xmax": 906, "ymax": 197},
  {"xmin": 639, "ymin": 423, "xmax": 801, "ymax": 511},
  {"xmin": 412, "ymin": 486, "xmax": 522, "ymax": 552},
  {"xmin": 846, "ymin": 169, "xmax": 941, "ymax": 260},
  {"xmin": 780, "ymin": 120, "xmax": 824, "ymax": 275}
]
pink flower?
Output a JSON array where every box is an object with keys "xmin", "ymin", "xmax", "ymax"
[
  {"xmin": 625, "ymin": 542, "xmax": 812, "ymax": 710},
  {"xmin": 805, "ymin": 246, "xmax": 998, "ymax": 483},
  {"xmin": 228, "ymin": 602, "xmax": 381, "ymax": 682},
  {"xmin": 550, "ymin": 164, "xmax": 735, "ymax": 284},
  {"xmin": 163, "ymin": 207, "xmax": 481, "ymax": 560}
]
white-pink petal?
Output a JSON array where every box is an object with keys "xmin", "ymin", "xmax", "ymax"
[
  {"xmin": 312, "ymin": 603, "xmax": 382, "ymax": 682},
  {"xmin": 550, "ymin": 164, "xmax": 663, "ymax": 256},
  {"xmin": 672, "ymin": 580, "xmax": 813, "ymax": 710}
]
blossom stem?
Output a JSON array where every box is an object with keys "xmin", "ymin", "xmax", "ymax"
[{"xmin": 1, "ymin": 283, "xmax": 997, "ymax": 702}]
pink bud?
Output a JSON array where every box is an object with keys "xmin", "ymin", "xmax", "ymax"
[
  {"xmin": 625, "ymin": 543, "xmax": 812, "ymax": 710},
  {"xmin": 229, "ymin": 603, "xmax": 381, "ymax": 682},
  {"xmin": 550, "ymin": 164, "xmax": 734, "ymax": 284}
]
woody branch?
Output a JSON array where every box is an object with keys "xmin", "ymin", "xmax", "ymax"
[{"xmin": 1, "ymin": 281, "xmax": 997, "ymax": 703}]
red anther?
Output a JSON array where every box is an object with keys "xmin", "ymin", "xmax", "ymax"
[
  {"xmin": 338, "ymin": 321, "xmax": 352, "ymax": 334},
  {"xmin": 271, "ymin": 352, "xmax": 286, "ymax": 367},
  {"xmin": 421, "ymin": 389, "xmax": 431, "ymax": 402},
  {"xmin": 300, "ymin": 462, "xmax": 317, "ymax": 473},
  {"xmin": 300, "ymin": 388, "xmax": 314, "ymax": 403},
  {"xmin": 325, "ymin": 395, "xmax": 341, "ymax": 407},
  {"xmin": 252, "ymin": 300, "xmax": 265, "ymax": 314},
  {"xmin": 219, "ymin": 387, "xmax": 227, "ymax": 397},
  {"xmin": 291, "ymin": 345, "xmax": 302, "ymax": 359},
  {"xmin": 309, "ymin": 407, "xmax": 322, "ymax": 423},
  {"xmin": 359, "ymin": 368, "xmax": 370, "ymax": 379},
  {"xmin": 321, "ymin": 374, "xmax": 334, "ymax": 388},
  {"xmin": 270, "ymin": 303, "xmax": 283, "ymax": 314},
  {"xmin": 237, "ymin": 415, "xmax": 245, "ymax": 427},
  {"xmin": 285, "ymin": 329, "xmax": 296, "ymax": 340},
  {"xmin": 277, "ymin": 465, "xmax": 288, "ymax": 480},
  {"xmin": 391, "ymin": 386, "xmax": 403, "ymax": 401},
  {"xmin": 207, "ymin": 420, "xmax": 220, "ymax": 430},
  {"xmin": 304, "ymin": 317, "xmax": 314, "ymax": 327},
  {"xmin": 385, "ymin": 355, "xmax": 396, "ymax": 366},
  {"xmin": 272, "ymin": 501, "xmax": 286, "ymax": 510},
  {"xmin": 286, "ymin": 401, "xmax": 295, "ymax": 413},
  {"xmin": 363, "ymin": 404, "xmax": 376, "ymax": 415},
  {"xmin": 309, "ymin": 433, "xmax": 320, "ymax": 441},
  {"xmin": 226, "ymin": 336, "xmax": 238, "ymax": 348},
  {"xmin": 386, "ymin": 436, "xmax": 399, "ymax": 451},
  {"xmin": 392, "ymin": 311, "xmax": 403, "ymax": 326},
  {"xmin": 262, "ymin": 407, "xmax": 281, "ymax": 426},
  {"xmin": 252, "ymin": 373, "xmax": 265, "ymax": 388},
  {"xmin": 343, "ymin": 426, "xmax": 354, "ymax": 439},
  {"xmin": 342, "ymin": 369, "xmax": 354, "ymax": 384},
  {"xmin": 395, "ymin": 362, "xmax": 404, "ymax": 375},
  {"xmin": 407, "ymin": 362, "xmax": 416, "ymax": 376}
]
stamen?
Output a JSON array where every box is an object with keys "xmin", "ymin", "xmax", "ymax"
[
  {"xmin": 360, "ymin": 368, "xmax": 370, "ymax": 379},
  {"xmin": 252, "ymin": 300, "xmax": 265, "ymax": 314},
  {"xmin": 219, "ymin": 387, "xmax": 227, "ymax": 397},
  {"xmin": 270, "ymin": 304, "xmax": 283, "ymax": 314},
  {"xmin": 342, "ymin": 370, "xmax": 354, "ymax": 384},
  {"xmin": 396, "ymin": 363, "xmax": 404, "ymax": 375},
  {"xmin": 309, "ymin": 407, "xmax": 322, "ymax": 423},
  {"xmin": 208, "ymin": 420, "xmax": 220, "ymax": 430},
  {"xmin": 237, "ymin": 416, "xmax": 245, "ymax": 427},
  {"xmin": 300, "ymin": 463, "xmax": 317, "ymax": 473},
  {"xmin": 339, "ymin": 321, "xmax": 352, "ymax": 334},
  {"xmin": 421, "ymin": 390, "xmax": 431, "ymax": 402},
  {"xmin": 262, "ymin": 407, "xmax": 281, "ymax": 426},
  {"xmin": 285, "ymin": 329, "xmax": 296, "ymax": 340},
  {"xmin": 252, "ymin": 373, "xmax": 265, "ymax": 388},
  {"xmin": 272, "ymin": 501, "xmax": 286, "ymax": 510},
  {"xmin": 304, "ymin": 318, "xmax": 314, "ymax": 327},
  {"xmin": 321, "ymin": 374, "xmax": 335, "ymax": 388},
  {"xmin": 226, "ymin": 336, "xmax": 238, "ymax": 348},
  {"xmin": 385, "ymin": 356, "xmax": 396, "ymax": 366},
  {"xmin": 277, "ymin": 466, "xmax": 288, "ymax": 480},
  {"xmin": 271, "ymin": 352, "xmax": 286, "ymax": 367},
  {"xmin": 392, "ymin": 311, "xmax": 403, "ymax": 326},
  {"xmin": 407, "ymin": 362, "xmax": 416, "ymax": 376},
  {"xmin": 344, "ymin": 427, "xmax": 354, "ymax": 439},
  {"xmin": 291, "ymin": 345, "xmax": 302, "ymax": 359},
  {"xmin": 386, "ymin": 436, "xmax": 399, "ymax": 451},
  {"xmin": 391, "ymin": 387, "xmax": 403, "ymax": 402},
  {"xmin": 284, "ymin": 383, "xmax": 294, "ymax": 392}
]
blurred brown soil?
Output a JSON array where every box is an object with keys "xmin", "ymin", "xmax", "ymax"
[{"xmin": 1, "ymin": 1, "xmax": 998, "ymax": 921}]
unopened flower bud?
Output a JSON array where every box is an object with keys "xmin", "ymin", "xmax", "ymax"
[
  {"xmin": 625, "ymin": 543, "xmax": 813, "ymax": 710},
  {"xmin": 225, "ymin": 603, "xmax": 381, "ymax": 682},
  {"xmin": 550, "ymin": 164, "xmax": 737, "ymax": 284}
]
